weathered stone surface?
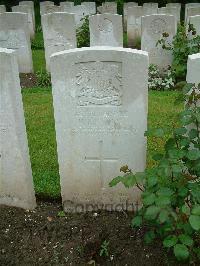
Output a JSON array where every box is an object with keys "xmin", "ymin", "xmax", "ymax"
[
  {"xmin": 166, "ymin": 3, "xmax": 181, "ymax": 10},
  {"xmin": 81, "ymin": 2, "xmax": 96, "ymax": 15},
  {"xmin": 12, "ymin": 5, "xmax": 35, "ymax": 39},
  {"xmin": 158, "ymin": 6, "xmax": 180, "ymax": 22},
  {"xmin": 187, "ymin": 53, "xmax": 200, "ymax": 85},
  {"xmin": 186, "ymin": 6, "xmax": 200, "ymax": 24},
  {"xmin": 50, "ymin": 47, "xmax": 148, "ymax": 212},
  {"xmin": 0, "ymin": 48, "xmax": 36, "ymax": 210},
  {"xmin": 0, "ymin": 5, "xmax": 6, "ymax": 13},
  {"xmin": 141, "ymin": 14, "xmax": 177, "ymax": 70},
  {"xmin": 89, "ymin": 14, "xmax": 123, "ymax": 47},
  {"xmin": 189, "ymin": 15, "xmax": 200, "ymax": 36},
  {"xmin": 185, "ymin": 3, "xmax": 200, "ymax": 23},
  {"xmin": 41, "ymin": 5, "xmax": 62, "ymax": 16},
  {"xmin": 0, "ymin": 12, "xmax": 33, "ymax": 73},
  {"xmin": 19, "ymin": 1, "xmax": 35, "ymax": 29},
  {"xmin": 64, "ymin": 5, "xmax": 86, "ymax": 27},
  {"xmin": 100, "ymin": 2, "xmax": 117, "ymax": 14},
  {"xmin": 42, "ymin": 12, "xmax": 76, "ymax": 72},
  {"xmin": 123, "ymin": 2, "xmax": 138, "ymax": 32},
  {"xmin": 127, "ymin": 6, "xmax": 143, "ymax": 47}
]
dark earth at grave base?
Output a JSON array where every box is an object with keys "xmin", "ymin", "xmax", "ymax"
[
  {"xmin": 0, "ymin": 200, "xmax": 195, "ymax": 266},
  {"xmin": 20, "ymin": 73, "xmax": 38, "ymax": 88}
]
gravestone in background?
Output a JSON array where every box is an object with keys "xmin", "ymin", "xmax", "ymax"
[
  {"xmin": 143, "ymin": 2, "xmax": 158, "ymax": 15},
  {"xmin": 0, "ymin": 12, "xmax": 33, "ymax": 73},
  {"xmin": 101, "ymin": 2, "xmax": 117, "ymax": 14},
  {"xmin": 187, "ymin": 53, "xmax": 200, "ymax": 85},
  {"xmin": 0, "ymin": 48, "xmax": 36, "ymax": 210},
  {"xmin": 40, "ymin": 1, "xmax": 54, "ymax": 15},
  {"xmin": 141, "ymin": 14, "xmax": 177, "ymax": 70},
  {"xmin": 41, "ymin": 4, "xmax": 62, "ymax": 16},
  {"xmin": 158, "ymin": 6, "xmax": 180, "ymax": 23},
  {"xmin": 81, "ymin": 2, "xmax": 96, "ymax": 15},
  {"xmin": 189, "ymin": 15, "xmax": 200, "ymax": 36},
  {"xmin": 123, "ymin": 2, "xmax": 138, "ymax": 32},
  {"xmin": 50, "ymin": 47, "xmax": 148, "ymax": 212},
  {"xmin": 0, "ymin": 5, "xmax": 6, "ymax": 13},
  {"xmin": 42, "ymin": 12, "xmax": 76, "ymax": 72},
  {"xmin": 12, "ymin": 5, "xmax": 35, "ymax": 39},
  {"xmin": 185, "ymin": 3, "xmax": 200, "ymax": 23},
  {"xmin": 127, "ymin": 6, "xmax": 143, "ymax": 47},
  {"xmin": 89, "ymin": 14, "xmax": 123, "ymax": 47},
  {"xmin": 19, "ymin": 1, "xmax": 35, "ymax": 30}
]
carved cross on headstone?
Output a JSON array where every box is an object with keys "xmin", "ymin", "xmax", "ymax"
[{"xmin": 85, "ymin": 140, "xmax": 118, "ymax": 188}]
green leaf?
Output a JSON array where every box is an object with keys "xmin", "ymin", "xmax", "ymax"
[
  {"xmin": 143, "ymin": 193, "xmax": 156, "ymax": 206},
  {"xmin": 187, "ymin": 150, "xmax": 200, "ymax": 161},
  {"xmin": 174, "ymin": 127, "xmax": 187, "ymax": 136},
  {"xmin": 122, "ymin": 175, "xmax": 137, "ymax": 188},
  {"xmin": 131, "ymin": 216, "xmax": 142, "ymax": 227},
  {"xmin": 159, "ymin": 210, "xmax": 169, "ymax": 223},
  {"xmin": 147, "ymin": 175, "xmax": 158, "ymax": 187},
  {"xmin": 144, "ymin": 231, "xmax": 156, "ymax": 244},
  {"xmin": 152, "ymin": 153, "xmax": 163, "ymax": 161},
  {"xmin": 155, "ymin": 196, "xmax": 171, "ymax": 207},
  {"xmin": 182, "ymin": 205, "xmax": 190, "ymax": 216},
  {"xmin": 189, "ymin": 129, "xmax": 199, "ymax": 139},
  {"xmin": 109, "ymin": 176, "xmax": 123, "ymax": 187},
  {"xmin": 192, "ymin": 205, "xmax": 200, "ymax": 215},
  {"xmin": 179, "ymin": 234, "xmax": 193, "ymax": 246},
  {"xmin": 145, "ymin": 206, "xmax": 160, "ymax": 220},
  {"xmin": 174, "ymin": 244, "xmax": 189, "ymax": 260},
  {"xmin": 163, "ymin": 235, "xmax": 178, "ymax": 247},
  {"xmin": 157, "ymin": 187, "xmax": 174, "ymax": 197},
  {"xmin": 189, "ymin": 215, "xmax": 200, "ymax": 230}
]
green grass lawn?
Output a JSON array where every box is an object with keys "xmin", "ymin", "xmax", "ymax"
[{"xmin": 22, "ymin": 87, "xmax": 183, "ymax": 199}]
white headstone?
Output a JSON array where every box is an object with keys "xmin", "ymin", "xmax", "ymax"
[
  {"xmin": 158, "ymin": 7, "xmax": 180, "ymax": 22},
  {"xmin": 19, "ymin": 1, "xmax": 35, "ymax": 29},
  {"xmin": 166, "ymin": 3, "xmax": 181, "ymax": 10},
  {"xmin": 0, "ymin": 48, "xmax": 36, "ymax": 210},
  {"xmin": 101, "ymin": 2, "xmax": 117, "ymax": 14},
  {"xmin": 187, "ymin": 53, "xmax": 200, "ymax": 85},
  {"xmin": 81, "ymin": 2, "xmax": 96, "ymax": 15},
  {"xmin": 189, "ymin": 15, "xmax": 200, "ymax": 36},
  {"xmin": 41, "ymin": 5, "xmax": 62, "ymax": 16},
  {"xmin": 185, "ymin": 3, "xmax": 200, "ymax": 23},
  {"xmin": 12, "ymin": 5, "xmax": 35, "ymax": 39},
  {"xmin": 42, "ymin": 12, "xmax": 76, "ymax": 72},
  {"xmin": 50, "ymin": 47, "xmax": 149, "ymax": 212},
  {"xmin": 66, "ymin": 5, "xmax": 87, "ymax": 27},
  {"xmin": 143, "ymin": 2, "xmax": 158, "ymax": 8},
  {"xmin": 0, "ymin": 5, "xmax": 6, "ymax": 13},
  {"xmin": 0, "ymin": 12, "xmax": 33, "ymax": 73},
  {"xmin": 40, "ymin": 2, "xmax": 54, "ymax": 15},
  {"xmin": 141, "ymin": 14, "xmax": 177, "ymax": 70},
  {"xmin": 123, "ymin": 2, "xmax": 138, "ymax": 32},
  {"xmin": 127, "ymin": 6, "xmax": 143, "ymax": 47},
  {"xmin": 186, "ymin": 7, "xmax": 200, "ymax": 25},
  {"xmin": 89, "ymin": 14, "xmax": 123, "ymax": 47}
]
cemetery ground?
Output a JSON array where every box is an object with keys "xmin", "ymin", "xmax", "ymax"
[{"xmin": 0, "ymin": 32, "xmax": 191, "ymax": 265}]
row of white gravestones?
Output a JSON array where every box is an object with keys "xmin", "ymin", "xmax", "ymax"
[
  {"xmin": 42, "ymin": 12, "xmax": 123, "ymax": 71},
  {"xmin": 42, "ymin": 12, "xmax": 77, "ymax": 72},
  {"xmin": 0, "ymin": 12, "xmax": 33, "ymax": 73},
  {"xmin": 0, "ymin": 48, "xmax": 36, "ymax": 210},
  {"xmin": 0, "ymin": 46, "xmax": 148, "ymax": 211},
  {"xmin": 187, "ymin": 53, "xmax": 200, "ymax": 86},
  {"xmin": 40, "ymin": 2, "xmax": 96, "ymax": 27},
  {"xmin": 19, "ymin": 1, "xmax": 35, "ymax": 30},
  {"xmin": 141, "ymin": 14, "xmax": 177, "ymax": 71},
  {"xmin": 50, "ymin": 47, "xmax": 148, "ymax": 212},
  {"xmin": 127, "ymin": 4, "xmax": 180, "ymax": 47},
  {"xmin": 12, "ymin": 5, "xmax": 35, "ymax": 39}
]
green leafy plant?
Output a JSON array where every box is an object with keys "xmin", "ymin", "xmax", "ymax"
[
  {"xmin": 36, "ymin": 69, "xmax": 51, "ymax": 87},
  {"xmin": 148, "ymin": 64, "xmax": 175, "ymax": 91},
  {"xmin": 76, "ymin": 16, "xmax": 90, "ymax": 48},
  {"xmin": 110, "ymin": 83, "xmax": 200, "ymax": 262},
  {"xmin": 57, "ymin": 210, "xmax": 66, "ymax": 217},
  {"xmin": 100, "ymin": 240, "xmax": 110, "ymax": 257},
  {"xmin": 157, "ymin": 24, "xmax": 200, "ymax": 82}
]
